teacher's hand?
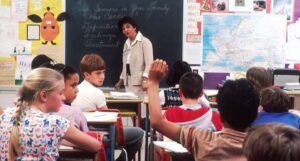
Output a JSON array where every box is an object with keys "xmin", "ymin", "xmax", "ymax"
[{"xmin": 115, "ymin": 79, "xmax": 124, "ymax": 91}]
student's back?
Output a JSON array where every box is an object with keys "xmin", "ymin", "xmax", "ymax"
[
  {"xmin": 252, "ymin": 87, "xmax": 300, "ymax": 129},
  {"xmin": 163, "ymin": 72, "xmax": 222, "ymax": 131},
  {"xmin": 147, "ymin": 60, "xmax": 260, "ymax": 161}
]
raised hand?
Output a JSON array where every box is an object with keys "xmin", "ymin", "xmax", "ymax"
[{"xmin": 148, "ymin": 59, "xmax": 168, "ymax": 84}]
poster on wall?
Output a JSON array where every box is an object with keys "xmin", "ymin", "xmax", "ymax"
[
  {"xmin": 202, "ymin": 13, "xmax": 286, "ymax": 72},
  {"xmin": 183, "ymin": 0, "xmax": 203, "ymax": 64},
  {"xmin": 212, "ymin": 0, "xmax": 229, "ymax": 12},
  {"xmin": 272, "ymin": 0, "xmax": 294, "ymax": 21},
  {"xmin": 15, "ymin": 55, "xmax": 33, "ymax": 81},
  {"xmin": 253, "ymin": 0, "xmax": 267, "ymax": 12},
  {"xmin": 0, "ymin": 56, "xmax": 15, "ymax": 86},
  {"xmin": 11, "ymin": 0, "xmax": 28, "ymax": 21},
  {"xmin": 229, "ymin": 0, "xmax": 253, "ymax": 12}
]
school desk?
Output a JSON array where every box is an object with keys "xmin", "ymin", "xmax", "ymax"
[
  {"xmin": 84, "ymin": 111, "xmax": 118, "ymax": 161},
  {"xmin": 153, "ymin": 140, "xmax": 195, "ymax": 160},
  {"xmin": 285, "ymin": 90, "xmax": 300, "ymax": 110},
  {"xmin": 59, "ymin": 145, "xmax": 99, "ymax": 161},
  {"xmin": 105, "ymin": 96, "xmax": 144, "ymax": 127}
]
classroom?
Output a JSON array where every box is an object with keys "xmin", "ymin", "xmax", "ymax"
[{"xmin": 0, "ymin": 0, "xmax": 300, "ymax": 161}]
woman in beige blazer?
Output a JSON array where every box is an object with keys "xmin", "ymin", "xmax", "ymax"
[{"xmin": 115, "ymin": 16, "xmax": 153, "ymax": 98}]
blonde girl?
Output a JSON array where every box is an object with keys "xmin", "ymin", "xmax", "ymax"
[{"xmin": 0, "ymin": 68, "xmax": 100, "ymax": 160}]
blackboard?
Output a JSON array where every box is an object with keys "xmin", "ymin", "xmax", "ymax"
[{"xmin": 66, "ymin": 0, "xmax": 183, "ymax": 87}]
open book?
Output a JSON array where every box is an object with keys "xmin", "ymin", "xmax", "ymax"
[
  {"xmin": 153, "ymin": 141, "xmax": 188, "ymax": 153},
  {"xmin": 109, "ymin": 91, "xmax": 139, "ymax": 99},
  {"xmin": 83, "ymin": 111, "xmax": 118, "ymax": 122}
]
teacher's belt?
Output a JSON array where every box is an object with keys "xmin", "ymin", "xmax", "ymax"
[{"xmin": 126, "ymin": 64, "xmax": 131, "ymax": 86}]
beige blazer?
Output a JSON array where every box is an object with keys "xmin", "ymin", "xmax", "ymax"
[{"xmin": 120, "ymin": 33, "xmax": 153, "ymax": 86}]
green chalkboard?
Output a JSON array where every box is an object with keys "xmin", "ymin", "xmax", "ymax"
[{"xmin": 66, "ymin": 0, "xmax": 183, "ymax": 87}]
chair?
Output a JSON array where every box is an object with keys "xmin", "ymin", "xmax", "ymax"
[{"xmin": 99, "ymin": 109, "xmax": 128, "ymax": 161}]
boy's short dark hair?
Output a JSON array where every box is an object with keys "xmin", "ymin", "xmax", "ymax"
[
  {"xmin": 243, "ymin": 123, "xmax": 300, "ymax": 161},
  {"xmin": 179, "ymin": 72, "xmax": 203, "ymax": 99},
  {"xmin": 117, "ymin": 16, "xmax": 138, "ymax": 32},
  {"xmin": 217, "ymin": 78, "xmax": 259, "ymax": 131},
  {"xmin": 31, "ymin": 54, "xmax": 54, "ymax": 69},
  {"xmin": 80, "ymin": 53, "xmax": 105, "ymax": 76},
  {"xmin": 260, "ymin": 87, "xmax": 292, "ymax": 113}
]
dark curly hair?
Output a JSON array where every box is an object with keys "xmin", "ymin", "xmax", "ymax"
[
  {"xmin": 31, "ymin": 54, "xmax": 54, "ymax": 69},
  {"xmin": 217, "ymin": 78, "xmax": 259, "ymax": 131},
  {"xmin": 117, "ymin": 16, "xmax": 138, "ymax": 32},
  {"xmin": 166, "ymin": 61, "xmax": 191, "ymax": 87},
  {"xmin": 39, "ymin": 63, "xmax": 78, "ymax": 82}
]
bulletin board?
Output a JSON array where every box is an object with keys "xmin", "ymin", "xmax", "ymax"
[{"xmin": 0, "ymin": 0, "xmax": 64, "ymax": 86}]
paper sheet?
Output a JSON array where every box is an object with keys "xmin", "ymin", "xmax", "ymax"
[
  {"xmin": 11, "ymin": 40, "xmax": 32, "ymax": 55},
  {"xmin": 153, "ymin": 141, "xmax": 188, "ymax": 153},
  {"xmin": 15, "ymin": 55, "xmax": 33, "ymax": 80},
  {"xmin": 11, "ymin": 0, "xmax": 28, "ymax": 21},
  {"xmin": 0, "ymin": 20, "xmax": 18, "ymax": 56},
  {"xmin": 0, "ymin": 56, "xmax": 15, "ymax": 86},
  {"xmin": 0, "ymin": 6, "xmax": 11, "ymax": 18},
  {"xmin": 83, "ymin": 111, "xmax": 118, "ymax": 122}
]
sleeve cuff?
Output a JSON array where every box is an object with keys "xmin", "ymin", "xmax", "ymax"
[{"xmin": 143, "ymin": 73, "xmax": 149, "ymax": 78}]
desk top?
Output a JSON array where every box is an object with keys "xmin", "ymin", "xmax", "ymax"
[
  {"xmin": 106, "ymin": 98, "xmax": 143, "ymax": 103},
  {"xmin": 83, "ymin": 111, "xmax": 118, "ymax": 124},
  {"xmin": 285, "ymin": 90, "xmax": 300, "ymax": 95}
]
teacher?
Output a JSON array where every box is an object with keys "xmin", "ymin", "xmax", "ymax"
[{"xmin": 115, "ymin": 16, "xmax": 153, "ymax": 97}]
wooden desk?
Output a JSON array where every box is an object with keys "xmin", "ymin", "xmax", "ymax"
[
  {"xmin": 285, "ymin": 90, "xmax": 300, "ymax": 110},
  {"xmin": 84, "ymin": 112, "xmax": 118, "ymax": 161},
  {"xmin": 106, "ymin": 98, "xmax": 143, "ymax": 127},
  {"xmin": 59, "ymin": 146, "xmax": 98, "ymax": 161}
]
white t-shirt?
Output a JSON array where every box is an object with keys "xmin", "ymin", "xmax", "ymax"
[{"xmin": 72, "ymin": 80, "xmax": 106, "ymax": 112}]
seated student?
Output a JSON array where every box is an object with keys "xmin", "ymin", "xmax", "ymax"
[
  {"xmin": 163, "ymin": 72, "xmax": 222, "ymax": 131},
  {"xmin": 72, "ymin": 53, "xmax": 144, "ymax": 161},
  {"xmin": 31, "ymin": 56, "xmax": 89, "ymax": 132},
  {"xmin": 243, "ymin": 123, "xmax": 300, "ymax": 161},
  {"xmin": 0, "ymin": 68, "xmax": 101, "ymax": 160},
  {"xmin": 252, "ymin": 87, "xmax": 300, "ymax": 129},
  {"xmin": 31, "ymin": 54, "xmax": 55, "ymax": 69},
  {"xmin": 159, "ymin": 60, "xmax": 209, "ymax": 107},
  {"xmin": 147, "ymin": 59, "xmax": 260, "ymax": 161},
  {"xmin": 246, "ymin": 67, "xmax": 272, "ymax": 93},
  {"xmin": 155, "ymin": 72, "xmax": 222, "ymax": 161},
  {"xmin": 52, "ymin": 64, "xmax": 89, "ymax": 132}
]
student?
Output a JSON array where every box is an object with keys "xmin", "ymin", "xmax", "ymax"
[
  {"xmin": 72, "ymin": 53, "xmax": 144, "ymax": 161},
  {"xmin": 155, "ymin": 72, "xmax": 222, "ymax": 161},
  {"xmin": 31, "ymin": 54, "xmax": 54, "ymax": 69},
  {"xmin": 52, "ymin": 64, "xmax": 89, "ymax": 132},
  {"xmin": 163, "ymin": 72, "xmax": 222, "ymax": 131},
  {"xmin": 31, "ymin": 56, "xmax": 89, "ymax": 132},
  {"xmin": 252, "ymin": 87, "xmax": 300, "ymax": 129},
  {"xmin": 0, "ymin": 68, "xmax": 101, "ymax": 160},
  {"xmin": 159, "ymin": 60, "xmax": 210, "ymax": 107},
  {"xmin": 243, "ymin": 123, "xmax": 300, "ymax": 161},
  {"xmin": 246, "ymin": 67, "xmax": 272, "ymax": 92},
  {"xmin": 148, "ymin": 59, "xmax": 260, "ymax": 161}
]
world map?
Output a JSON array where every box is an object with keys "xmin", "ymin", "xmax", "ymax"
[{"xmin": 202, "ymin": 13, "xmax": 286, "ymax": 72}]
